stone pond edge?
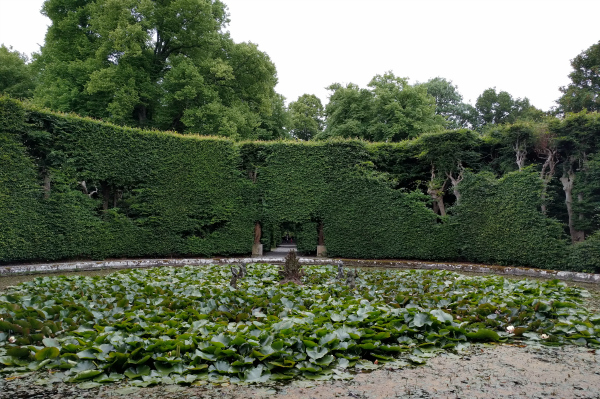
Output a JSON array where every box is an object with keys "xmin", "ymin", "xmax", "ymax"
[{"xmin": 0, "ymin": 257, "xmax": 598, "ymax": 284}]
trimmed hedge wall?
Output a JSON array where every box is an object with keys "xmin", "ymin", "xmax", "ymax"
[
  {"xmin": 451, "ymin": 170, "xmax": 568, "ymax": 269},
  {"xmin": 1, "ymin": 98, "xmax": 254, "ymax": 262},
  {"xmin": 1, "ymin": 97, "xmax": 595, "ymax": 271}
]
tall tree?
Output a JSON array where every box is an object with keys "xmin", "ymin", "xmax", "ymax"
[
  {"xmin": 319, "ymin": 82, "xmax": 373, "ymax": 140},
  {"xmin": 418, "ymin": 77, "xmax": 478, "ymax": 130},
  {"xmin": 475, "ymin": 88, "xmax": 539, "ymax": 127},
  {"xmin": 368, "ymin": 72, "xmax": 445, "ymax": 141},
  {"xmin": 321, "ymin": 72, "xmax": 445, "ymax": 142},
  {"xmin": 557, "ymin": 40, "xmax": 600, "ymax": 113},
  {"xmin": 0, "ymin": 45, "xmax": 36, "ymax": 98},
  {"xmin": 288, "ymin": 94, "xmax": 324, "ymax": 140},
  {"xmin": 33, "ymin": 0, "xmax": 281, "ymax": 140}
]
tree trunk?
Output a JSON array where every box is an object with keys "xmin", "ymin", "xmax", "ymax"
[
  {"xmin": 428, "ymin": 187, "xmax": 446, "ymax": 216},
  {"xmin": 514, "ymin": 140, "xmax": 527, "ymax": 171},
  {"xmin": 318, "ymin": 222, "xmax": 325, "ymax": 246},
  {"xmin": 136, "ymin": 105, "xmax": 147, "ymax": 126},
  {"xmin": 254, "ymin": 222, "xmax": 261, "ymax": 244},
  {"xmin": 43, "ymin": 173, "xmax": 51, "ymax": 199},
  {"xmin": 113, "ymin": 188, "xmax": 121, "ymax": 208},
  {"xmin": 428, "ymin": 165, "xmax": 447, "ymax": 216},
  {"xmin": 539, "ymin": 149, "xmax": 557, "ymax": 216},
  {"xmin": 560, "ymin": 173, "xmax": 585, "ymax": 243},
  {"xmin": 101, "ymin": 182, "xmax": 110, "ymax": 211},
  {"xmin": 447, "ymin": 165, "xmax": 464, "ymax": 205}
]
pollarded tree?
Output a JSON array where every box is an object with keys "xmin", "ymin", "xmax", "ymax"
[
  {"xmin": 557, "ymin": 40, "xmax": 600, "ymax": 114},
  {"xmin": 416, "ymin": 129, "xmax": 482, "ymax": 215},
  {"xmin": 551, "ymin": 111, "xmax": 600, "ymax": 243},
  {"xmin": 288, "ymin": 94, "xmax": 324, "ymax": 140},
  {"xmin": 0, "ymin": 45, "xmax": 37, "ymax": 99},
  {"xmin": 33, "ymin": 0, "xmax": 282, "ymax": 140}
]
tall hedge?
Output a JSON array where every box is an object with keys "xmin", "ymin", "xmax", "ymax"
[
  {"xmin": 0, "ymin": 99, "xmax": 254, "ymax": 262},
  {"xmin": 452, "ymin": 170, "xmax": 568, "ymax": 269},
  {"xmin": 0, "ymin": 98, "xmax": 46, "ymax": 261},
  {"xmin": 0, "ymin": 97, "xmax": 593, "ymax": 271}
]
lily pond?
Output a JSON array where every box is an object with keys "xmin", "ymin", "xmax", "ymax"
[{"xmin": 0, "ymin": 263, "xmax": 599, "ymax": 388}]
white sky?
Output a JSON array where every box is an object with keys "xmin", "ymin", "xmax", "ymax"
[{"xmin": 1, "ymin": 0, "xmax": 599, "ymax": 111}]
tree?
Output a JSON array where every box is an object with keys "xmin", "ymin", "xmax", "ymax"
[
  {"xmin": 557, "ymin": 40, "xmax": 600, "ymax": 113},
  {"xmin": 33, "ymin": 0, "xmax": 282, "ymax": 140},
  {"xmin": 475, "ymin": 88, "xmax": 541, "ymax": 128},
  {"xmin": 418, "ymin": 77, "xmax": 478, "ymax": 130},
  {"xmin": 368, "ymin": 72, "xmax": 446, "ymax": 141},
  {"xmin": 321, "ymin": 72, "xmax": 445, "ymax": 142},
  {"xmin": 416, "ymin": 130, "xmax": 481, "ymax": 215},
  {"xmin": 256, "ymin": 93, "xmax": 290, "ymax": 140},
  {"xmin": 319, "ymin": 82, "xmax": 373, "ymax": 140},
  {"xmin": 288, "ymin": 94, "xmax": 324, "ymax": 140},
  {"xmin": 551, "ymin": 111, "xmax": 600, "ymax": 243},
  {"xmin": 0, "ymin": 45, "xmax": 36, "ymax": 98}
]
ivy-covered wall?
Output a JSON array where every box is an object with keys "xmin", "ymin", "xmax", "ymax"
[{"xmin": 1, "ymin": 98, "xmax": 595, "ymax": 271}]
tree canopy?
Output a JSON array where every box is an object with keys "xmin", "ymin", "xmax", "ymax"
[
  {"xmin": 0, "ymin": 45, "xmax": 36, "ymax": 99},
  {"xmin": 475, "ymin": 88, "xmax": 541, "ymax": 127},
  {"xmin": 32, "ymin": 0, "xmax": 283, "ymax": 140},
  {"xmin": 418, "ymin": 77, "xmax": 478, "ymax": 130},
  {"xmin": 320, "ymin": 72, "xmax": 445, "ymax": 142},
  {"xmin": 557, "ymin": 40, "xmax": 600, "ymax": 114},
  {"xmin": 288, "ymin": 94, "xmax": 324, "ymax": 140}
]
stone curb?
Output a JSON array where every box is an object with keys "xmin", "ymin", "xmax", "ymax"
[{"xmin": 0, "ymin": 257, "xmax": 598, "ymax": 284}]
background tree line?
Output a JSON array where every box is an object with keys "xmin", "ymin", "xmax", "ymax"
[{"xmin": 1, "ymin": 1, "xmax": 598, "ymax": 141}]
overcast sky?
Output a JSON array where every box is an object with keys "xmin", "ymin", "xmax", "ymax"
[{"xmin": 1, "ymin": 0, "xmax": 599, "ymax": 111}]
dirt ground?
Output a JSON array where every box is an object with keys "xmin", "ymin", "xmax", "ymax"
[
  {"xmin": 1, "ymin": 267, "xmax": 600, "ymax": 399},
  {"xmin": 1, "ymin": 344, "xmax": 599, "ymax": 399}
]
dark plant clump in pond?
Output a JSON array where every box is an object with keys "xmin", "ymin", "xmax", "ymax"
[
  {"xmin": 229, "ymin": 263, "xmax": 246, "ymax": 289},
  {"xmin": 278, "ymin": 250, "xmax": 305, "ymax": 285},
  {"xmin": 0, "ymin": 264, "xmax": 599, "ymax": 387}
]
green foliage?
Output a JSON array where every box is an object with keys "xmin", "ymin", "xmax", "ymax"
[
  {"xmin": 1, "ymin": 97, "xmax": 598, "ymax": 269},
  {"xmin": 320, "ymin": 72, "xmax": 445, "ymax": 142},
  {"xmin": 475, "ymin": 88, "xmax": 541, "ymax": 128},
  {"xmin": 0, "ymin": 99, "xmax": 45, "ymax": 262},
  {"xmin": 415, "ymin": 129, "xmax": 482, "ymax": 175},
  {"xmin": 453, "ymin": 170, "xmax": 568, "ymax": 268},
  {"xmin": 573, "ymin": 154, "xmax": 600, "ymax": 234},
  {"xmin": 0, "ymin": 45, "xmax": 36, "ymax": 99},
  {"xmin": 418, "ymin": 77, "xmax": 478, "ymax": 130},
  {"xmin": 0, "ymin": 98, "xmax": 253, "ymax": 262},
  {"xmin": 557, "ymin": 40, "xmax": 600, "ymax": 113},
  {"xmin": 33, "ymin": 0, "xmax": 282, "ymax": 140},
  {"xmin": 569, "ymin": 231, "xmax": 600, "ymax": 272},
  {"xmin": 1, "ymin": 265, "xmax": 597, "ymax": 385},
  {"xmin": 288, "ymin": 94, "xmax": 324, "ymax": 140}
]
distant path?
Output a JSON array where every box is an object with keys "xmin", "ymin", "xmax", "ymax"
[{"xmin": 263, "ymin": 243, "xmax": 297, "ymax": 258}]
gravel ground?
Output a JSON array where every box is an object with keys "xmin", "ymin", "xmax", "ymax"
[
  {"xmin": 1, "ymin": 345, "xmax": 599, "ymax": 399},
  {"xmin": 1, "ymin": 266, "xmax": 599, "ymax": 399}
]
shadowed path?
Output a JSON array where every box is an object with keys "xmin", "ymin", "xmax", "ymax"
[{"xmin": 262, "ymin": 243, "xmax": 297, "ymax": 258}]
